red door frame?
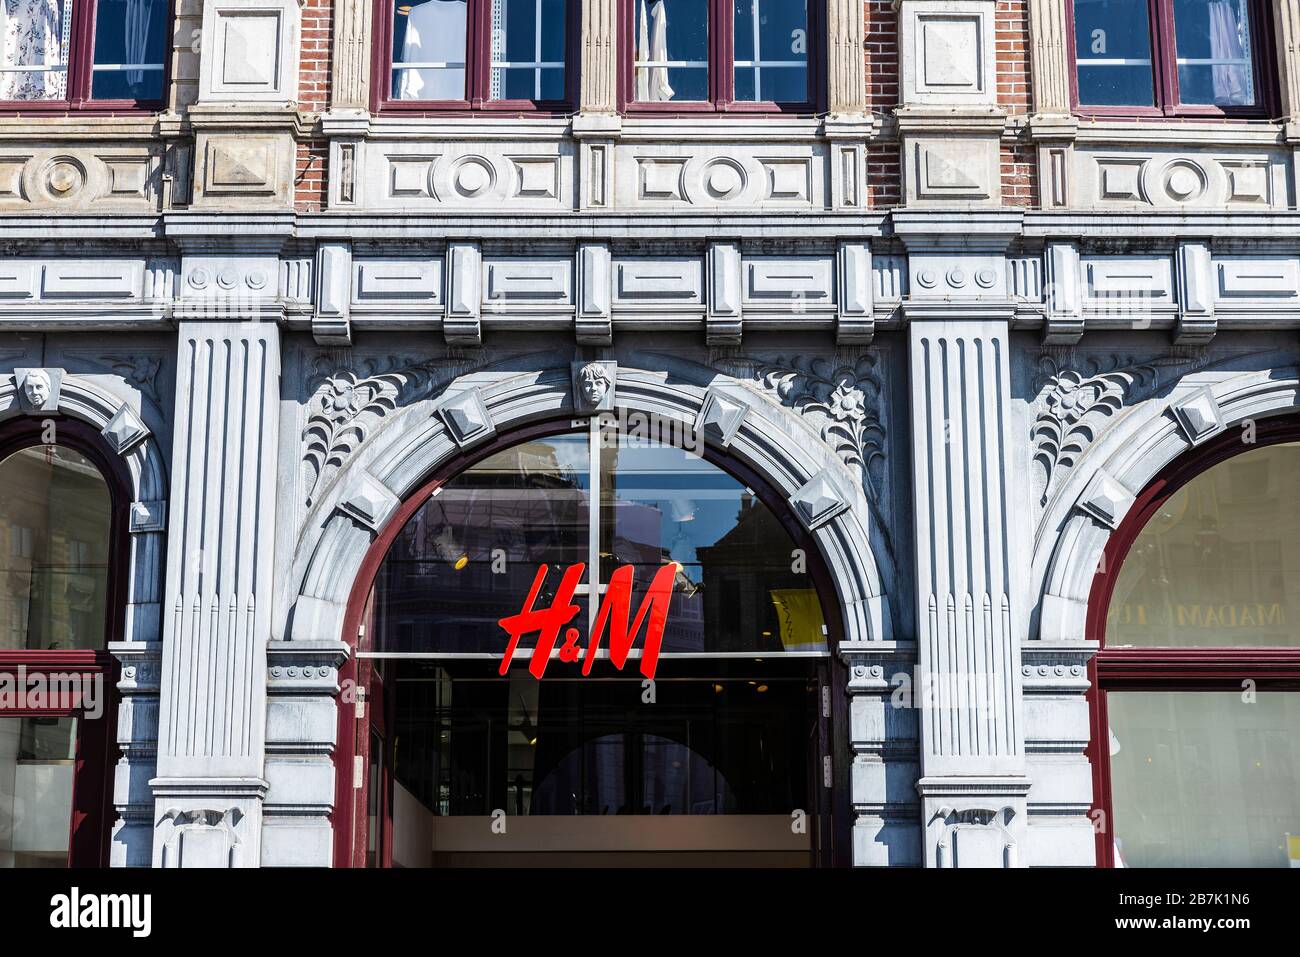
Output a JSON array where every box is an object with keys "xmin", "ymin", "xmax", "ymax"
[
  {"xmin": 0, "ymin": 417, "xmax": 130, "ymax": 867},
  {"xmin": 331, "ymin": 415, "xmax": 850, "ymax": 867},
  {"xmin": 1085, "ymin": 416, "xmax": 1300, "ymax": 867}
]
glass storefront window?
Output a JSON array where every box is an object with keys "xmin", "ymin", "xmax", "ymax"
[
  {"xmin": 370, "ymin": 430, "xmax": 825, "ymax": 656},
  {"xmin": 391, "ymin": 660, "xmax": 812, "ymax": 817},
  {"xmin": 0, "ymin": 446, "xmax": 112, "ymax": 652},
  {"xmin": 0, "ymin": 716, "xmax": 77, "ymax": 867},
  {"xmin": 1106, "ymin": 442, "xmax": 1300, "ymax": 648},
  {"xmin": 1107, "ymin": 692, "xmax": 1300, "ymax": 867}
]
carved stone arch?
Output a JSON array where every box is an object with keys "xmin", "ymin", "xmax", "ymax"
[
  {"xmin": 0, "ymin": 369, "xmax": 168, "ymax": 866},
  {"xmin": 0, "ymin": 371, "xmax": 167, "ymax": 506},
  {"xmin": 284, "ymin": 360, "xmax": 895, "ymax": 650},
  {"xmin": 1032, "ymin": 367, "xmax": 1300, "ymax": 642}
]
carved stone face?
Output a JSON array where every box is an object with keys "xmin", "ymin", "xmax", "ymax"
[
  {"xmin": 579, "ymin": 364, "xmax": 611, "ymax": 405},
  {"xmin": 23, "ymin": 370, "xmax": 51, "ymax": 408}
]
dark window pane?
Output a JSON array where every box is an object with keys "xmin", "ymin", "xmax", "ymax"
[
  {"xmin": 393, "ymin": 0, "xmax": 468, "ymax": 100},
  {"xmin": 0, "ymin": 0, "xmax": 70, "ymax": 101},
  {"xmin": 733, "ymin": 0, "xmax": 807, "ymax": 103},
  {"xmin": 0, "ymin": 445, "xmax": 112, "ymax": 652},
  {"xmin": 1173, "ymin": 0, "xmax": 1255, "ymax": 106},
  {"xmin": 489, "ymin": 0, "xmax": 567, "ymax": 101},
  {"xmin": 633, "ymin": 0, "xmax": 708, "ymax": 102},
  {"xmin": 390, "ymin": 660, "xmax": 813, "ymax": 820},
  {"xmin": 1074, "ymin": 0, "xmax": 1155, "ymax": 106},
  {"xmin": 90, "ymin": 0, "xmax": 168, "ymax": 100},
  {"xmin": 1108, "ymin": 692, "xmax": 1300, "ymax": 867}
]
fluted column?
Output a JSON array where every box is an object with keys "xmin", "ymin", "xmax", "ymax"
[
  {"xmin": 827, "ymin": 0, "xmax": 867, "ymax": 115},
  {"xmin": 151, "ymin": 321, "xmax": 281, "ymax": 866},
  {"xmin": 898, "ymin": 212, "xmax": 1031, "ymax": 866}
]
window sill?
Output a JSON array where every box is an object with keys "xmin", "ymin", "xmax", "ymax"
[{"xmin": 1072, "ymin": 116, "xmax": 1290, "ymax": 148}]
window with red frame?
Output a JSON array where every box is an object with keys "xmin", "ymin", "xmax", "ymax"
[
  {"xmin": 0, "ymin": 419, "xmax": 124, "ymax": 867},
  {"xmin": 384, "ymin": 0, "xmax": 573, "ymax": 107},
  {"xmin": 625, "ymin": 0, "xmax": 812, "ymax": 109},
  {"xmin": 0, "ymin": 0, "xmax": 168, "ymax": 107},
  {"xmin": 1071, "ymin": 0, "xmax": 1269, "ymax": 114},
  {"xmin": 1089, "ymin": 425, "xmax": 1300, "ymax": 868}
]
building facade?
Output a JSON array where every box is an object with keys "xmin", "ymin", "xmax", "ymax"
[{"xmin": 1, "ymin": 0, "xmax": 1298, "ymax": 868}]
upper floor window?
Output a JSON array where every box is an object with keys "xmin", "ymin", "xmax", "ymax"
[
  {"xmin": 385, "ymin": 0, "xmax": 573, "ymax": 109},
  {"xmin": 626, "ymin": 0, "xmax": 813, "ymax": 110},
  {"xmin": 1072, "ymin": 0, "xmax": 1269, "ymax": 115},
  {"xmin": 0, "ymin": 0, "xmax": 168, "ymax": 107}
]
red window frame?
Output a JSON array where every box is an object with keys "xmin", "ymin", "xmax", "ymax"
[
  {"xmin": 1067, "ymin": 0, "xmax": 1276, "ymax": 119},
  {"xmin": 0, "ymin": 0, "xmax": 172, "ymax": 115},
  {"xmin": 1086, "ymin": 417, "xmax": 1300, "ymax": 868},
  {"xmin": 0, "ymin": 417, "xmax": 127, "ymax": 867},
  {"xmin": 372, "ymin": 0, "xmax": 580, "ymax": 115},
  {"xmin": 618, "ymin": 0, "xmax": 821, "ymax": 114}
]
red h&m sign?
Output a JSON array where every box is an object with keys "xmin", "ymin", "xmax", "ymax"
[{"xmin": 497, "ymin": 563, "xmax": 677, "ymax": 681}]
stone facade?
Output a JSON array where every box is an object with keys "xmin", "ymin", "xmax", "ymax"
[{"xmin": 3, "ymin": 0, "xmax": 1299, "ymax": 867}]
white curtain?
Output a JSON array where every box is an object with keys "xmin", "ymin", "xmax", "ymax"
[
  {"xmin": 0, "ymin": 0, "xmax": 65, "ymax": 101},
  {"xmin": 635, "ymin": 0, "xmax": 673, "ymax": 102},
  {"xmin": 123, "ymin": 0, "xmax": 152, "ymax": 87},
  {"xmin": 1207, "ymin": 0, "xmax": 1251, "ymax": 105},
  {"xmin": 397, "ymin": 0, "xmax": 468, "ymax": 100}
]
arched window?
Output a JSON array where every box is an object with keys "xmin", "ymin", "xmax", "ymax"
[
  {"xmin": 1090, "ymin": 426, "xmax": 1300, "ymax": 868},
  {"xmin": 343, "ymin": 419, "xmax": 840, "ymax": 867},
  {"xmin": 0, "ymin": 420, "xmax": 123, "ymax": 867}
]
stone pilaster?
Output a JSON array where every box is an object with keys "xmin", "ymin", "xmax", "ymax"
[
  {"xmin": 151, "ymin": 320, "xmax": 282, "ymax": 866},
  {"xmin": 575, "ymin": 0, "xmax": 621, "ymax": 211},
  {"xmin": 897, "ymin": 211, "xmax": 1032, "ymax": 866},
  {"xmin": 826, "ymin": 0, "xmax": 868, "ymax": 116},
  {"xmin": 580, "ymin": 0, "xmax": 618, "ymax": 113},
  {"xmin": 1027, "ymin": 0, "xmax": 1077, "ymax": 208}
]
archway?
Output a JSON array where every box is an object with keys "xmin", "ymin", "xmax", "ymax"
[
  {"xmin": 1086, "ymin": 416, "xmax": 1300, "ymax": 867},
  {"xmin": 337, "ymin": 414, "xmax": 846, "ymax": 866}
]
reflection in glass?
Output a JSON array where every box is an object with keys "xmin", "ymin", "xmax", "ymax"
[
  {"xmin": 1173, "ymin": 0, "xmax": 1254, "ymax": 106},
  {"xmin": 1107, "ymin": 442, "xmax": 1300, "ymax": 648},
  {"xmin": 369, "ymin": 432, "xmax": 825, "ymax": 656},
  {"xmin": 392, "ymin": 661, "xmax": 809, "ymax": 816},
  {"xmin": 91, "ymin": 0, "xmax": 168, "ymax": 100},
  {"xmin": 490, "ymin": 0, "xmax": 566, "ymax": 100},
  {"xmin": 633, "ymin": 0, "xmax": 707, "ymax": 101},
  {"xmin": 733, "ymin": 0, "xmax": 807, "ymax": 103},
  {"xmin": 0, "ymin": 716, "xmax": 77, "ymax": 867},
  {"xmin": 392, "ymin": 0, "xmax": 469, "ymax": 100},
  {"xmin": 374, "ymin": 435, "xmax": 590, "ymax": 654},
  {"xmin": 0, "ymin": 446, "xmax": 112, "ymax": 652},
  {"xmin": 1108, "ymin": 692, "xmax": 1300, "ymax": 867},
  {"xmin": 1074, "ymin": 0, "xmax": 1155, "ymax": 106}
]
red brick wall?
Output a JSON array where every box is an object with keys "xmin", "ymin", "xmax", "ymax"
[
  {"xmin": 996, "ymin": 0, "xmax": 1036, "ymax": 207},
  {"xmin": 864, "ymin": 1, "xmax": 901, "ymax": 207},
  {"xmin": 296, "ymin": 0, "xmax": 332, "ymax": 211}
]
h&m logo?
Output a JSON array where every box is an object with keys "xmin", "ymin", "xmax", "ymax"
[{"xmin": 497, "ymin": 563, "xmax": 677, "ymax": 681}]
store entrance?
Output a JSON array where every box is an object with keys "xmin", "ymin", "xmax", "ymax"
[
  {"xmin": 360, "ymin": 656, "xmax": 829, "ymax": 867},
  {"xmin": 341, "ymin": 418, "xmax": 843, "ymax": 867}
]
